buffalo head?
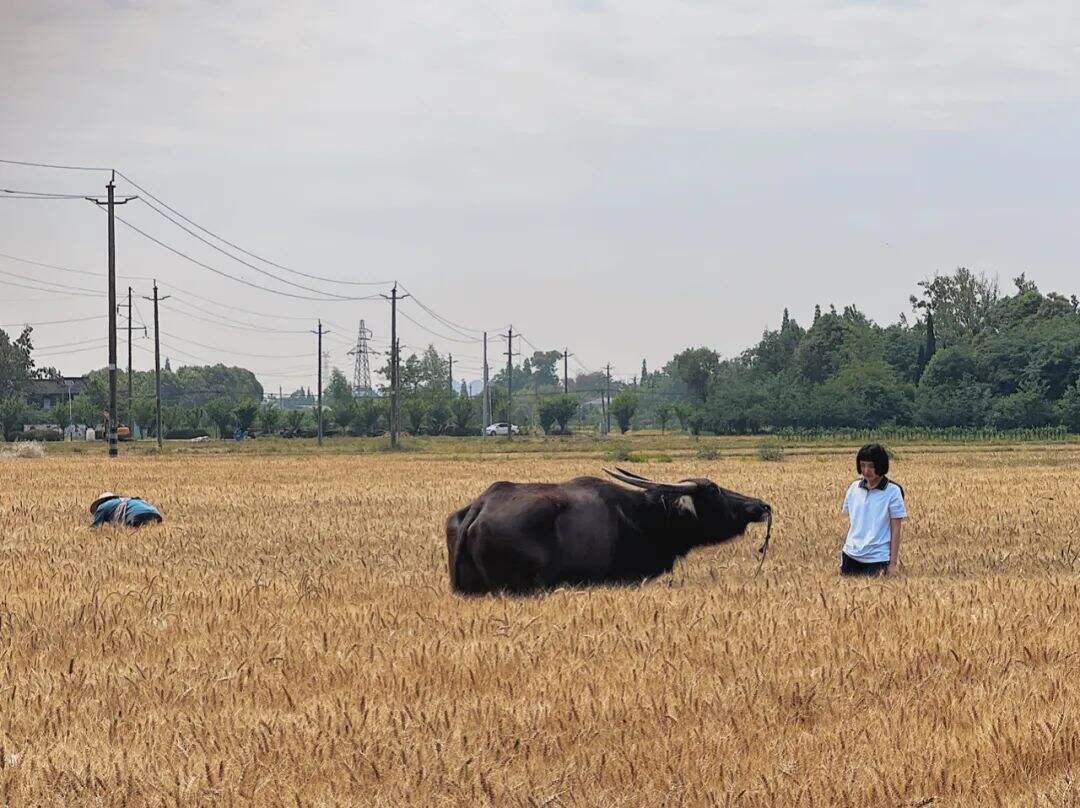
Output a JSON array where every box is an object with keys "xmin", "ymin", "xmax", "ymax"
[{"xmin": 604, "ymin": 466, "xmax": 771, "ymax": 545}]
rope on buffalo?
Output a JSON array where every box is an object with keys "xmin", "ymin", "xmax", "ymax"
[{"xmin": 755, "ymin": 511, "xmax": 773, "ymax": 576}]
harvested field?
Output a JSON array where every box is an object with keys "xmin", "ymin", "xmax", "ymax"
[{"xmin": 1, "ymin": 446, "xmax": 1079, "ymax": 806}]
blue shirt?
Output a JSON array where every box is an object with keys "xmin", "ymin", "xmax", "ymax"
[
  {"xmin": 842, "ymin": 477, "xmax": 906, "ymax": 562},
  {"xmin": 91, "ymin": 497, "xmax": 162, "ymax": 527}
]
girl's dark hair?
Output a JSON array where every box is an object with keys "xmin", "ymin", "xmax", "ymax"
[{"xmin": 856, "ymin": 443, "xmax": 890, "ymax": 476}]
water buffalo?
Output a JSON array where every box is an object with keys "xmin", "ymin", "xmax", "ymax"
[{"xmin": 445, "ymin": 467, "xmax": 772, "ymax": 595}]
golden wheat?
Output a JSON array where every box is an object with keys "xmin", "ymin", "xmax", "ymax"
[{"xmin": 0, "ymin": 447, "xmax": 1078, "ymax": 807}]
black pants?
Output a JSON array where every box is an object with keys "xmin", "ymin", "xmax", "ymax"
[{"xmin": 840, "ymin": 552, "xmax": 888, "ymax": 576}]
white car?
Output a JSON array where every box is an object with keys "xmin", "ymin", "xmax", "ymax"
[{"xmin": 484, "ymin": 422, "xmax": 520, "ymax": 436}]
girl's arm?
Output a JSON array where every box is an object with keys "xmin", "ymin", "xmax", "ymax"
[{"xmin": 887, "ymin": 517, "xmax": 903, "ymax": 574}]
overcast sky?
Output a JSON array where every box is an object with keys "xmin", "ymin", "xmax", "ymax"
[{"xmin": 2, "ymin": 0, "xmax": 1079, "ymax": 392}]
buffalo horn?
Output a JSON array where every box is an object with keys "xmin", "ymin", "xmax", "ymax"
[{"xmin": 603, "ymin": 468, "xmax": 699, "ymax": 494}]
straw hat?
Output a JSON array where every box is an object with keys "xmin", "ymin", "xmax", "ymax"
[{"xmin": 90, "ymin": 492, "xmax": 120, "ymax": 514}]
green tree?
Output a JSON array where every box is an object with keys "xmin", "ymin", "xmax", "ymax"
[
  {"xmin": 285, "ymin": 409, "xmax": 306, "ymax": 435},
  {"xmin": 325, "ymin": 368, "xmax": 354, "ymax": 412},
  {"xmin": 988, "ymin": 381, "xmax": 1052, "ymax": 429},
  {"xmin": 350, "ymin": 397, "xmax": 383, "ymax": 436},
  {"xmin": 610, "ymin": 390, "xmax": 638, "ymax": 434},
  {"xmin": 552, "ymin": 395, "xmax": 579, "ymax": 433},
  {"xmin": 234, "ymin": 399, "xmax": 259, "ymax": 434},
  {"xmin": 529, "ymin": 351, "xmax": 561, "ymax": 388},
  {"xmin": 451, "ymin": 394, "xmax": 476, "ymax": 435},
  {"xmin": 0, "ymin": 398, "xmax": 25, "ymax": 437},
  {"xmin": 0, "ymin": 327, "xmax": 34, "ymax": 398},
  {"xmin": 331, "ymin": 398, "xmax": 358, "ymax": 432},
  {"xmin": 686, "ymin": 407, "xmax": 707, "ymax": 436},
  {"xmin": 258, "ymin": 403, "xmax": 281, "ymax": 436},
  {"xmin": 910, "ymin": 268, "xmax": 999, "ymax": 346},
  {"xmin": 537, "ymin": 398, "xmax": 559, "ymax": 435},
  {"xmin": 672, "ymin": 400, "xmax": 692, "ymax": 432},
  {"xmin": 426, "ymin": 398, "xmax": 452, "ymax": 435},
  {"xmin": 1057, "ymin": 381, "xmax": 1080, "ymax": 432},
  {"xmin": 183, "ymin": 405, "xmax": 205, "ymax": 431},
  {"xmin": 204, "ymin": 398, "xmax": 236, "ymax": 438},
  {"xmin": 673, "ymin": 348, "xmax": 720, "ymax": 402},
  {"xmin": 656, "ymin": 401, "xmax": 673, "ymax": 433},
  {"xmin": 131, "ymin": 397, "xmax": 154, "ymax": 434},
  {"xmin": 404, "ymin": 398, "xmax": 425, "ymax": 434}
]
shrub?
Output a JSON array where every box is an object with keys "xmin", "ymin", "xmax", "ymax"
[
  {"xmin": 605, "ymin": 447, "xmax": 648, "ymax": 463},
  {"xmin": 164, "ymin": 429, "xmax": 210, "ymax": 440},
  {"xmin": 9, "ymin": 429, "xmax": 61, "ymax": 442},
  {"xmin": 757, "ymin": 438, "xmax": 786, "ymax": 462},
  {"xmin": 610, "ymin": 391, "xmax": 638, "ymax": 434},
  {"xmin": 0, "ymin": 441, "xmax": 45, "ymax": 458},
  {"xmin": 696, "ymin": 446, "xmax": 721, "ymax": 461}
]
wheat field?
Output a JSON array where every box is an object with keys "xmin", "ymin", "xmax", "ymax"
[{"xmin": 1, "ymin": 445, "xmax": 1078, "ymax": 807}]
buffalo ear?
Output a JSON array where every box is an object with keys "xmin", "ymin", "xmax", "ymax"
[{"xmin": 675, "ymin": 495, "xmax": 697, "ymax": 518}]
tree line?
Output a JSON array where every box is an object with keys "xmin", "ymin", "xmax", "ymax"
[{"xmin": 6, "ymin": 268, "xmax": 1080, "ymax": 438}]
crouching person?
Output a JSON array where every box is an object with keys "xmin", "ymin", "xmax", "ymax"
[{"xmin": 90, "ymin": 492, "xmax": 163, "ymax": 528}]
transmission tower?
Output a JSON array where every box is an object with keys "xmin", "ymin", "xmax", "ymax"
[{"xmin": 348, "ymin": 319, "xmax": 374, "ymax": 396}]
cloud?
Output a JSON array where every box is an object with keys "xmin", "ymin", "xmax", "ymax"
[{"xmin": 1, "ymin": 0, "xmax": 1079, "ymax": 386}]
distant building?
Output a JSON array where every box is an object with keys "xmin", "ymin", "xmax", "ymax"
[{"xmin": 24, "ymin": 376, "xmax": 88, "ymax": 411}]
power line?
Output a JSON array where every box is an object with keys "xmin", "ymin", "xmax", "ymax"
[
  {"xmin": 3, "ymin": 295, "xmax": 87, "ymax": 303},
  {"xmin": 160, "ymin": 299, "xmax": 313, "ymax": 335},
  {"xmin": 2, "ymin": 187, "xmax": 96, "ymax": 198},
  {"xmin": 0, "ymin": 267, "xmax": 103, "ymax": 294},
  {"xmin": 116, "ymin": 170, "xmax": 393, "ymax": 287},
  {"xmin": 0, "ymin": 314, "xmax": 105, "ymax": 327},
  {"xmin": 572, "ymin": 355, "xmax": 597, "ymax": 375},
  {"xmin": 0, "ymin": 157, "xmax": 112, "ymax": 172},
  {"xmin": 34, "ymin": 336, "xmax": 108, "ymax": 351},
  {"xmin": 1, "ymin": 277, "xmax": 105, "ymax": 297},
  {"xmin": 33, "ymin": 339, "xmax": 109, "ymax": 358},
  {"xmin": 132, "ymin": 298, "xmax": 150, "ymax": 333},
  {"xmin": 161, "ymin": 284, "xmax": 326, "ymax": 321},
  {"xmin": 110, "ymin": 209, "xmax": 385, "ymax": 302},
  {"xmin": 0, "ymin": 249, "xmax": 153, "ymax": 281},
  {"xmin": 132, "ymin": 340, "xmax": 312, "ymax": 379},
  {"xmin": 398, "ymin": 307, "xmax": 480, "ymax": 345},
  {"xmin": 131, "ymin": 194, "xmax": 383, "ymax": 299},
  {"xmin": 0, "ymin": 191, "xmax": 93, "ymax": 200},
  {"xmin": 3, "ymin": 289, "xmax": 88, "ymax": 300},
  {"xmin": 159, "ymin": 330, "xmax": 313, "ymax": 359},
  {"xmin": 396, "ymin": 283, "xmax": 504, "ymax": 336}
]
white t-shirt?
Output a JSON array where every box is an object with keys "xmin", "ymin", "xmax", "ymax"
[{"xmin": 842, "ymin": 478, "xmax": 907, "ymax": 563}]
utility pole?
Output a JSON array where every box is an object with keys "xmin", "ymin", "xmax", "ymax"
[
  {"xmin": 562, "ymin": 348, "xmax": 572, "ymax": 395},
  {"xmin": 604, "ymin": 363, "xmax": 612, "ymax": 435},
  {"xmin": 448, "ymin": 353, "xmax": 454, "ymax": 394},
  {"xmin": 381, "ymin": 284, "xmax": 409, "ymax": 448},
  {"xmin": 503, "ymin": 327, "xmax": 517, "ymax": 441},
  {"xmin": 126, "ymin": 286, "xmax": 133, "ymax": 432},
  {"xmin": 143, "ymin": 281, "xmax": 170, "ymax": 450},
  {"xmin": 482, "ymin": 332, "xmax": 491, "ymax": 432},
  {"xmin": 89, "ymin": 174, "xmax": 136, "ymax": 457},
  {"xmin": 312, "ymin": 320, "xmax": 329, "ymax": 446}
]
